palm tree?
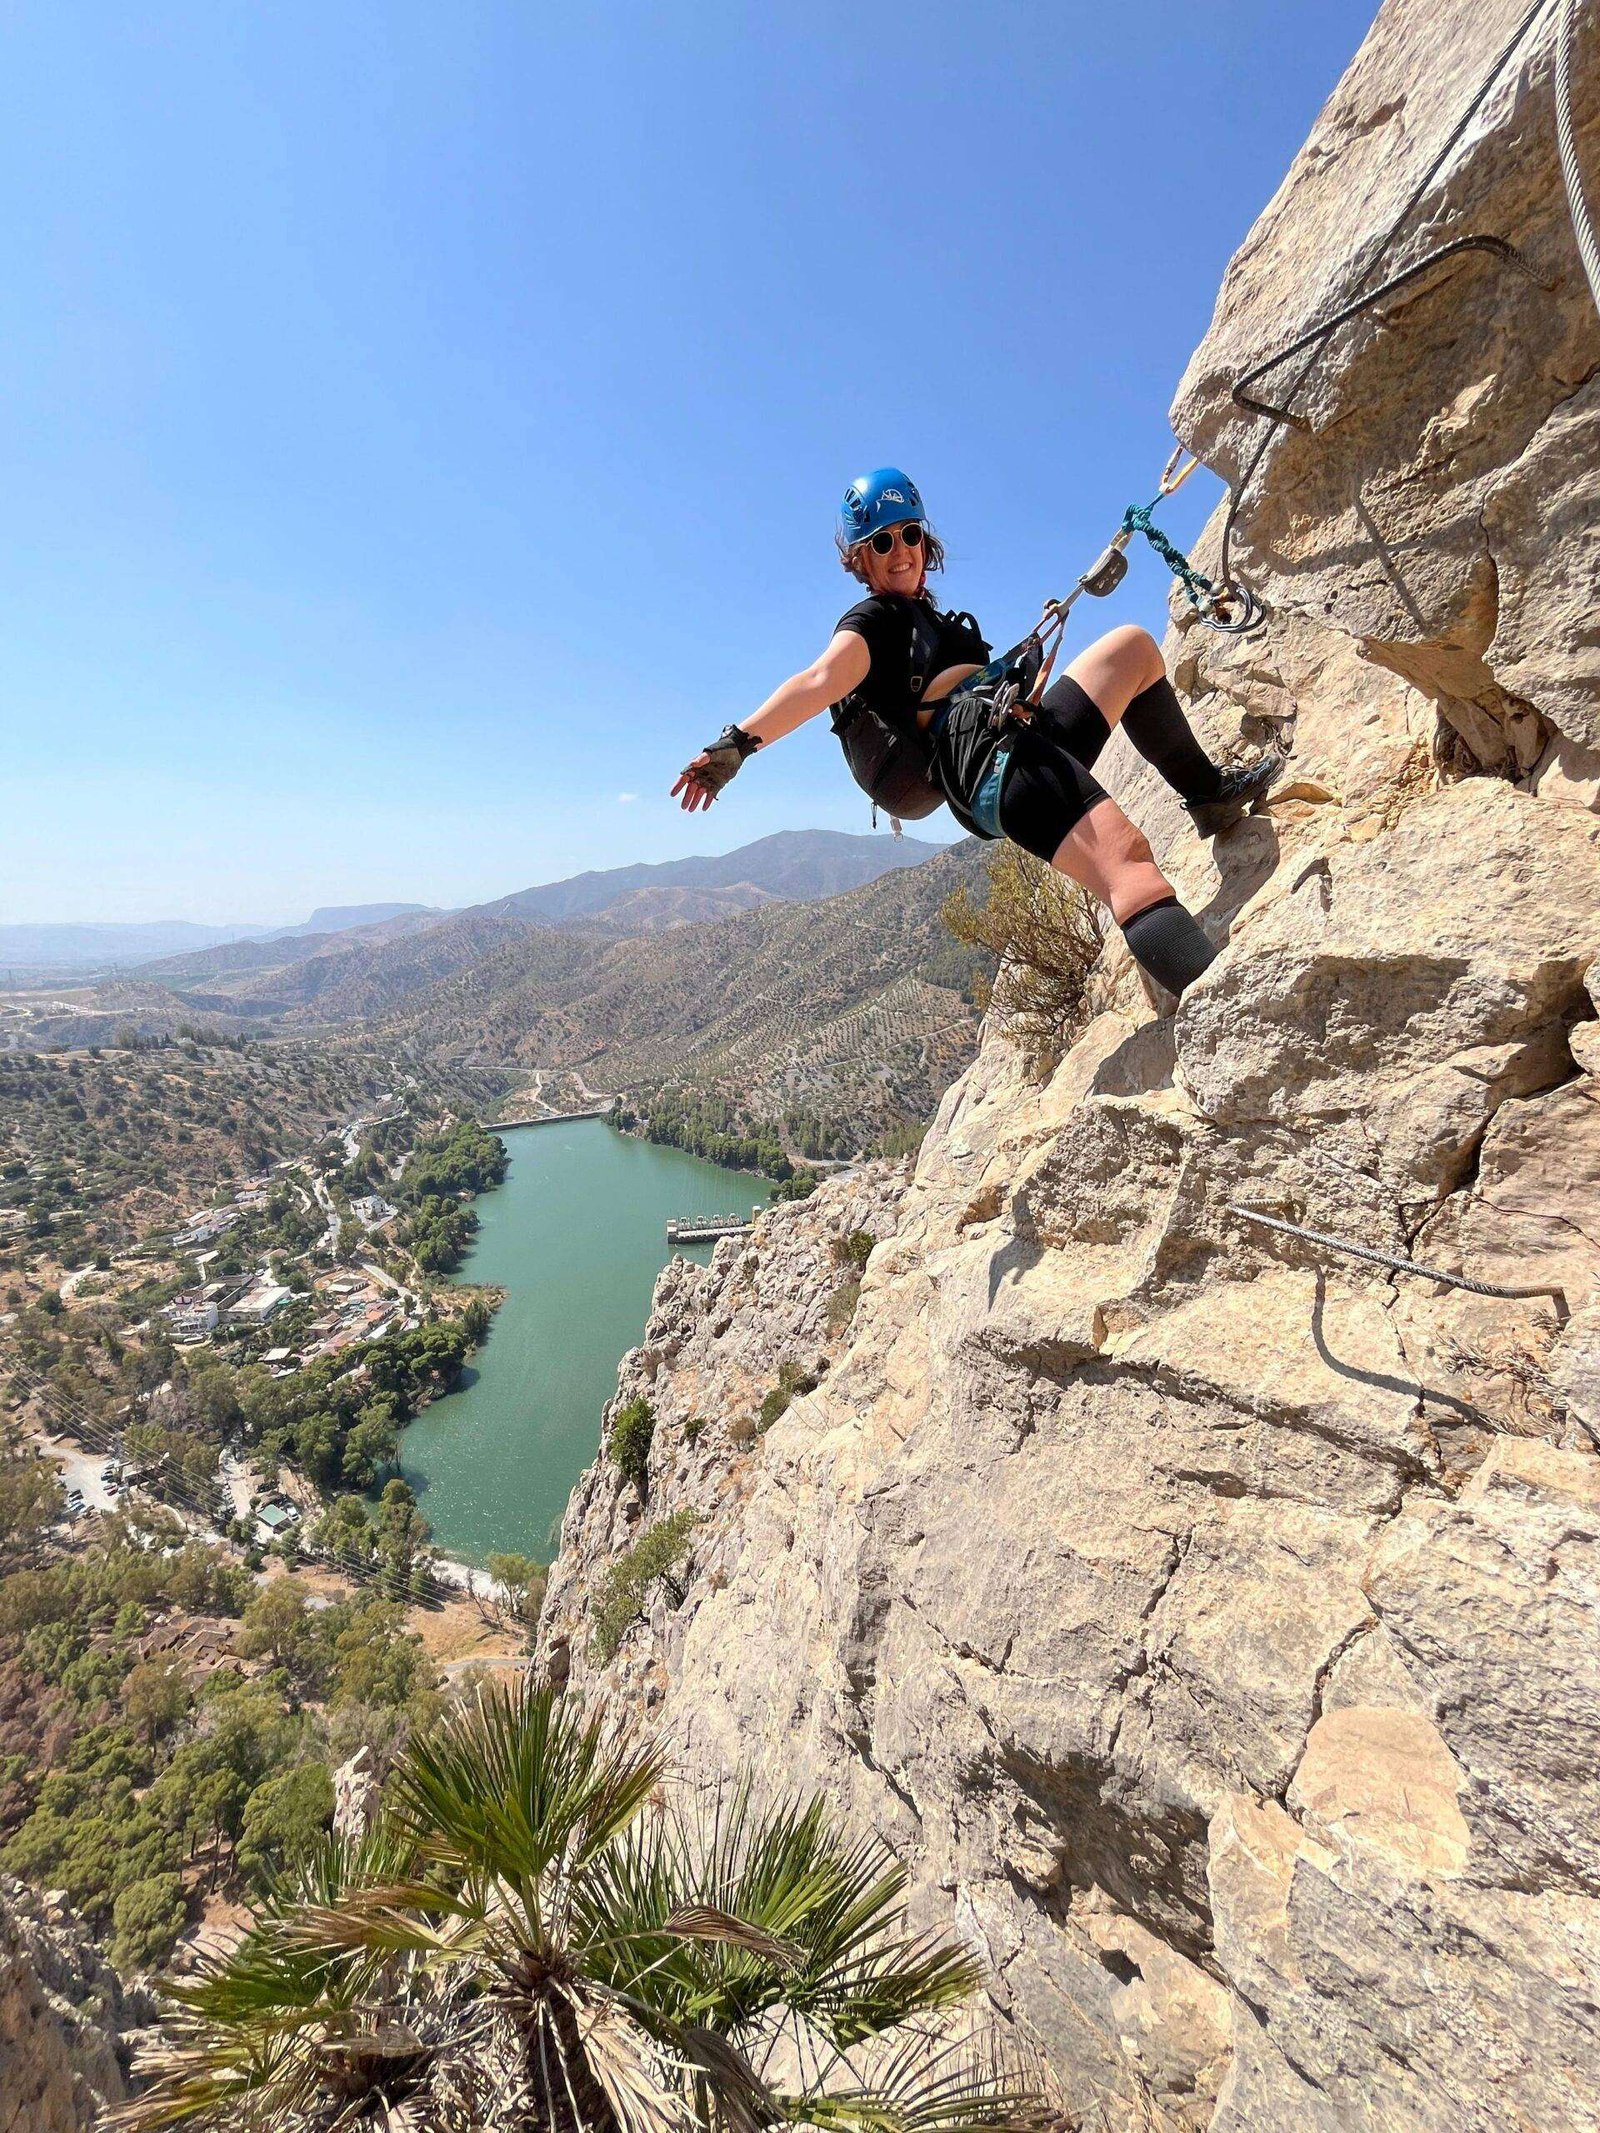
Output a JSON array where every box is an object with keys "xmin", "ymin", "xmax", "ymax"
[{"xmin": 117, "ymin": 1680, "xmax": 1059, "ymax": 2133}]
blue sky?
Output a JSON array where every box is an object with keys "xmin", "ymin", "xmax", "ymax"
[{"xmin": 2, "ymin": 0, "xmax": 1378, "ymax": 924}]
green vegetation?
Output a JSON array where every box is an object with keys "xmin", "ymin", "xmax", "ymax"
[
  {"xmin": 242, "ymin": 1310, "xmax": 486, "ymax": 1491},
  {"xmin": 944, "ymin": 843, "xmax": 1106, "ymax": 1077},
  {"xmin": 758, "ymin": 1359, "xmax": 818, "ymax": 1433},
  {"xmin": 609, "ymin": 1394, "xmax": 655, "ymax": 1496},
  {"xmin": 0, "ymin": 1043, "xmax": 401, "ymax": 1274},
  {"xmin": 589, "ymin": 1507, "xmax": 697, "ymax": 1663},
  {"xmin": 616, "ymin": 1086, "xmax": 792, "ymax": 1181},
  {"xmin": 307, "ymin": 1480, "xmax": 441, "ymax": 1604},
  {"xmin": 0, "ymin": 1443, "xmax": 442, "ymax": 1973},
  {"xmin": 768, "ymin": 1168, "xmax": 820, "ymax": 1202},
  {"xmin": 120, "ymin": 1679, "xmax": 1048, "ymax": 2133},
  {"xmin": 109, "ymin": 1871, "xmax": 188, "ymax": 1973},
  {"xmin": 395, "ymin": 1119, "xmax": 508, "ymax": 1274},
  {"xmin": 235, "ymin": 1763, "xmax": 336, "ymax": 1894},
  {"xmin": 484, "ymin": 1551, "xmax": 546, "ymax": 1638}
]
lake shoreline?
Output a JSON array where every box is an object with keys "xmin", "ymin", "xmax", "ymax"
[{"xmin": 398, "ymin": 1118, "xmax": 772, "ymax": 1567}]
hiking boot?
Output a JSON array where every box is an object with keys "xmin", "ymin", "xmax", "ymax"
[{"xmin": 1185, "ymin": 754, "xmax": 1282, "ymax": 838}]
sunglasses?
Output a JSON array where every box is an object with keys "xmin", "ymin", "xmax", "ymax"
[{"xmin": 867, "ymin": 521, "xmax": 924, "ymax": 556}]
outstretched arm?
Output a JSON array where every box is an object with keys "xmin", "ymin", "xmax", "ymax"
[{"xmin": 672, "ymin": 631, "xmax": 870, "ymax": 812}]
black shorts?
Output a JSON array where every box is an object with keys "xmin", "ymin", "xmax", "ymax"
[{"xmin": 995, "ymin": 673, "xmax": 1115, "ymax": 863}]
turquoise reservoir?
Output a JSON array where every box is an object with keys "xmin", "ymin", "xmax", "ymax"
[{"xmin": 399, "ymin": 1118, "xmax": 770, "ymax": 1565}]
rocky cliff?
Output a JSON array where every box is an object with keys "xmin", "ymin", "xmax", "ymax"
[
  {"xmin": 0, "ymin": 1875, "xmax": 157, "ymax": 2133},
  {"xmin": 540, "ymin": 4, "xmax": 1600, "ymax": 2126}
]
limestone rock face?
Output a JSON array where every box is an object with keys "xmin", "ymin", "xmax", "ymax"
[
  {"xmin": 541, "ymin": 6, "xmax": 1600, "ymax": 2127},
  {"xmin": 332, "ymin": 1745, "xmax": 381, "ymax": 1840},
  {"xmin": 0, "ymin": 1874, "xmax": 157, "ymax": 2133},
  {"xmin": 1170, "ymin": 0, "xmax": 1600, "ymax": 784}
]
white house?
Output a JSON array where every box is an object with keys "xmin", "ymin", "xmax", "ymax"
[
  {"xmin": 162, "ymin": 1294, "xmax": 219, "ymax": 1340},
  {"xmin": 227, "ymin": 1282, "xmax": 293, "ymax": 1327},
  {"xmin": 172, "ymin": 1208, "xmax": 240, "ymax": 1248},
  {"xmin": 351, "ymin": 1194, "xmax": 397, "ymax": 1227}
]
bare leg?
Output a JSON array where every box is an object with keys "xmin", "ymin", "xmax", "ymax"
[
  {"xmin": 1061, "ymin": 624, "xmax": 1164, "ymax": 731},
  {"xmin": 1047, "ymin": 794, "xmax": 1170, "ymax": 924},
  {"xmin": 1048, "ymin": 797, "xmax": 1218, "ymax": 1000}
]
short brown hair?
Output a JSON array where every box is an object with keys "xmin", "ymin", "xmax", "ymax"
[{"xmin": 836, "ymin": 523, "xmax": 947, "ymax": 585}]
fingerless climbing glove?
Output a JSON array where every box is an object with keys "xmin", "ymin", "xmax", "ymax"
[{"xmin": 689, "ymin": 723, "xmax": 761, "ymax": 796}]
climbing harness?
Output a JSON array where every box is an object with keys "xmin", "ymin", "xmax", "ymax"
[
  {"xmin": 1217, "ymin": 0, "xmax": 1575, "ymax": 595},
  {"xmin": 1229, "ymin": 1205, "xmax": 1569, "ymax": 1315}
]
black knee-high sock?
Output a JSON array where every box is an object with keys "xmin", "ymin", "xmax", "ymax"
[
  {"xmin": 1120, "ymin": 678, "xmax": 1222, "ymax": 803},
  {"xmin": 1039, "ymin": 675, "xmax": 1112, "ymax": 766},
  {"xmin": 1121, "ymin": 897, "xmax": 1217, "ymax": 997}
]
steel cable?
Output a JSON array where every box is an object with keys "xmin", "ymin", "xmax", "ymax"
[
  {"xmin": 1556, "ymin": 0, "xmax": 1600, "ymax": 317},
  {"xmin": 1218, "ymin": 0, "xmax": 1560, "ymax": 590},
  {"xmin": 1229, "ymin": 1204, "xmax": 1568, "ymax": 1307}
]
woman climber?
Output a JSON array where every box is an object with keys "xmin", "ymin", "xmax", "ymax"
[{"xmin": 670, "ymin": 467, "xmax": 1276, "ymax": 1003}]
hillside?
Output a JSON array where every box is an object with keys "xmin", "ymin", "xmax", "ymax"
[
  {"xmin": 0, "ymin": 1040, "xmax": 516, "ymax": 1279},
  {"xmin": 482, "ymin": 827, "xmax": 943, "ymax": 924},
  {"xmin": 4, "ymin": 835, "xmax": 989, "ymax": 1157},
  {"xmin": 378, "ymin": 838, "xmax": 991, "ymax": 1151},
  {"xmin": 538, "ymin": 9, "xmax": 1600, "ymax": 2131}
]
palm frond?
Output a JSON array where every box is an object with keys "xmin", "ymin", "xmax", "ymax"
[
  {"xmin": 106, "ymin": 2022, "xmax": 325, "ymax": 2132},
  {"xmin": 665, "ymin": 1904, "xmax": 804, "ymax": 1972},
  {"xmin": 778, "ymin": 2031, "xmax": 1060, "ymax": 2133},
  {"xmin": 792, "ymin": 1929, "xmax": 985, "ymax": 2045},
  {"xmin": 278, "ymin": 1877, "xmax": 495, "ymax": 1959},
  {"xmin": 679, "ymin": 2023, "xmax": 778, "ymax": 2133},
  {"xmin": 573, "ymin": 1986, "xmax": 693, "ymax": 2133},
  {"xmin": 389, "ymin": 1678, "xmax": 665, "ymax": 1947}
]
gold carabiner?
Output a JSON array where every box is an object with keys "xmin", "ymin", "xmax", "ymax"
[{"xmin": 1159, "ymin": 446, "xmax": 1202, "ymax": 497}]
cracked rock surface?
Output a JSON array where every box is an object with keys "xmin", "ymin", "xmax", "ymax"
[
  {"xmin": 540, "ymin": 5, "xmax": 1600, "ymax": 2125},
  {"xmin": 0, "ymin": 1874, "xmax": 157, "ymax": 2133}
]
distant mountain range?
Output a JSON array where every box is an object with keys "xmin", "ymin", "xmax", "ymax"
[
  {"xmin": 0, "ymin": 905, "xmax": 439, "ymax": 974},
  {"xmin": 2, "ymin": 829, "xmax": 986, "ymax": 1148},
  {"xmin": 481, "ymin": 830, "xmax": 940, "ymax": 926},
  {"xmin": 2, "ymin": 830, "xmax": 943, "ymax": 979},
  {"xmin": 380, "ymin": 840, "xmax": 991, "ymax": 1148}
]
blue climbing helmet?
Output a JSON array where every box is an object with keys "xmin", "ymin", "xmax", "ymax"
[{"xmin": 837, "ymin": 467, "xmax": 924, "ymax": 550}]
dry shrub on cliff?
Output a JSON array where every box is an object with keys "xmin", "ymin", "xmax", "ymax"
[
  {"xmin": 610, "ymin": 1395, "xmax": 656, "ymax": 1498},
  {"xmin": 591, "ymin": 1507, "xmax": 697, "ymax": 1662},
  {"xmin": 944, "ymin": 845, "xmax": 1105, "ymax": 1076}
]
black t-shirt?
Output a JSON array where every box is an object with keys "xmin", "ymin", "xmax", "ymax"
[
  {"xmin": 831, "ymin": 594, "xmax": 1002, "ymax": 828},
  {"xmin": 832, "ymin": 595, "xmax": 990, "ymax": 732}
]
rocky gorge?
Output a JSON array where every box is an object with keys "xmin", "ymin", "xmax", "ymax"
[{"xmin": 539, "ymin": 3, "xmax": 1600, "ymax": 2127}]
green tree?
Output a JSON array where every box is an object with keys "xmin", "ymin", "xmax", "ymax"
[
  {"xmin": 120, "ymin": 1660, "xmax": 190, "ymax": 1746},
  {"xmin": 373, "ymin": 1478, "xmax": 430, "ymax": 1598},
  {"xmin": 109, "ymin": 1871, "xmax": 188, "ymax": 1973},
  {"xmin": 237, "ymin": 1577, "xmax": 321, "ymax": 1683},
  {"xmin": 340, "ymin": 1394, "xmax": 398, "ymax": 1489},
  {"xmin": 590, "ymin": 1509, "xmax": 698, "ymax": 1664},
  {"xmin": 124, "ymin": 1683, "xmax": 1046, "ymax": 2133},
  {"xmin": 0, "ymin": 1434, "xmax": 64, "ymax": 1562},
  {"xmin": 235, "ymin": 1764, "xmax": 335, "ymax": 1895},
  {"xmin": 485, "ymin": 1552, "xmax": 547, "ymax": 1635}
]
